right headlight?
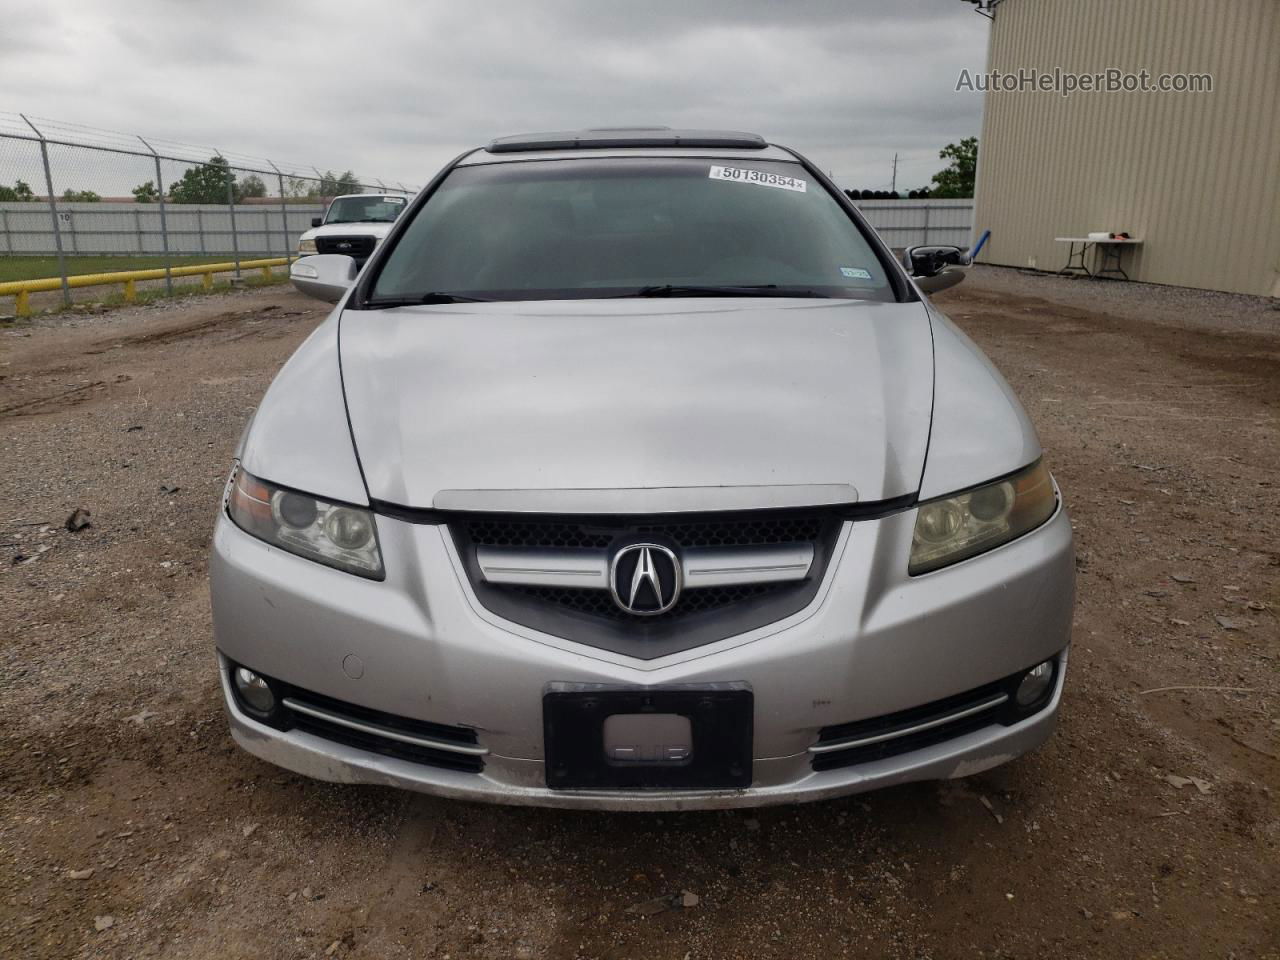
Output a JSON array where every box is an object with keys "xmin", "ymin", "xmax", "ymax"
[
  {"xmin": 297, "ymin": 238, "xmax": 317, "ymax": 254},
  {"xmin": 226, "ymin": 466, "xmax": 383, "ymax": 579},
  {"xmin": 909, "ymin": 459, "xmax": 1057, "ymax": 575}
]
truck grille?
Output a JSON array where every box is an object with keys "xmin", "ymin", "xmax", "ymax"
[{"xmin": 315, "ymin": 235, "xmax": 377, "ymax": 258}]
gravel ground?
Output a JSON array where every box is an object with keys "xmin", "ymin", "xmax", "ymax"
[{"xmin": 1, "ymin": 271, "xmax": 1277, "ymax": 959}]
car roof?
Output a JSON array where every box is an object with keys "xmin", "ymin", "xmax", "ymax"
[
  {"xmin": 331, "ymin": 193, "xmax": 405, "ymax": 200},
  {"xmin": 460, "ymin": 127, "xmax": 798, "ymax": 165},
  {"xmin": 486, "ymin": 127, "xmax": 767, "ymax": 152}
]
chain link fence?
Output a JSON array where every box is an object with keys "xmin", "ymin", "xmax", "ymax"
[{"xmin": 0, "ymin": 113, "xmax": 419, "ymax": 314}]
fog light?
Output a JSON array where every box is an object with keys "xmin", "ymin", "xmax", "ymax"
[
  {"xmin": 1016, "ymin": 660, "xmax": 1054, "ymax": 708},
  {"xmin": 234, "ymin": 667, "xmax": 276, "ymax": 714}
]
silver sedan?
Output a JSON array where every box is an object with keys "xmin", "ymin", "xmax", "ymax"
[{"xmin": 212, "ymin": 128, "xmax": 1073, "ymax": 809}]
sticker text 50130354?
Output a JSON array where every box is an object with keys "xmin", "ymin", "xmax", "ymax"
[{"xmin": 708, "ymin": 165, "xmax": 807, "ymax": 193}]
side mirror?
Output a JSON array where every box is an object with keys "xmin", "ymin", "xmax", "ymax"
[
  {"xmin": 290, "ymin": 254, "xmax": 357, "ymax": 303},
  {"xmin": 903, "ymin": 244, "xmax": 970, "ymax": 294},
  {"xmin": 311, "ymin": 217, "xmax": 323, "ymax": 228}
]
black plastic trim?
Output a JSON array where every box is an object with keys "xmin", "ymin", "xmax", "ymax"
[
  {"xmin": 370, "ymin": 499, "xmax": 449, "ymax": 524},
  {"xmin": 370, "ymin": 493, "xmax": 917, "ymax": 527},
  {"xmin": 811, "ymin": 658, "xmax": 1059, "ymax": 771},
  {"xmin": 225, "ymin": 661, "xmax": 483, "ymax": 774},
  {"xmin": 486, "ymin": 129, "xmax": 768, "ymax": 153},
  {"xmin": 288, "ymin": 713, "xmax": 482, "ymax": 774}
]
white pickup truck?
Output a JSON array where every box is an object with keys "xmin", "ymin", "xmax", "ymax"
[{"xmin": 294, "ymin": 193, "xmax": 408, "ymax": 269}]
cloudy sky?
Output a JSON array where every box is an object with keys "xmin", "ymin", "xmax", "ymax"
[{"xmin": 0, "ymin": 0, "xmax": 990, "ymax": 193}]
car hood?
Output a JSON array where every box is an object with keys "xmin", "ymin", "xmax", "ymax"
[
  {"xmin": 300, "ymin": 221, "xmax": 397, "ymax": 242},
  {"xmin": 339, "ymin": 298, "xmax": 934, "ymax": 513}
]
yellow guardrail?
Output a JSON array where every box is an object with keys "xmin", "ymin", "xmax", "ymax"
[{"xmin": 0, "ymin": 257, "xmax": 293, "ymax": 317}]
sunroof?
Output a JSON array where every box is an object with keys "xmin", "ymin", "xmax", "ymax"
[{"xmin": 485, "ymin": 128, "xmax": 768, "ymax": 154}]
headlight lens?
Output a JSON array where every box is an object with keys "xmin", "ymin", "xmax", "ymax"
[
  {"xmin": 297, "ymin": 238, "xmax": 317, "ymax": 254},
  {"xmin": 909, "ymin": 460, "xmax": 1057, "ymax": 575},
  {"xmin": 226, "ymin": 467, "xmax": 383, "ymax": 578}
]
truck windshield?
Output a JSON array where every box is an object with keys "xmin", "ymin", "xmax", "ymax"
[
  {"xmin": 326, "ymin": 196, "xmax": 406, "ymax": 224},
  {"xmin": 369, "ymin": 158, "xmax": 895, "ymax": 302}
]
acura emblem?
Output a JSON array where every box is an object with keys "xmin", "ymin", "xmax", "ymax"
[{"xmin": 609, "ymin": 543, "xmax": 681, "ymax": 615}]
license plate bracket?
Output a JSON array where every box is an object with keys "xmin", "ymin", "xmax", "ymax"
[{"xmin": 543, "ymin": 683, "xmax": 753, "ymax": 791}]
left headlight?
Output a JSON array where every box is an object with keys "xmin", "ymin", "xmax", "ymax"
[
  {"xmin": 226, "ymin": 466, "xmax": 384, "ymax": 579},
  {"xmin": 909, "ymin": 459, "xmax": 1057, "ymax": 575},
  {"xmin": 297, "ymin": 238, "xmax": 317, "ymax": 254}
]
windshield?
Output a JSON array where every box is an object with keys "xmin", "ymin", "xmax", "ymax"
[
  {"xmin": 369, "ymin": 158, "xmax": 895, "ymax": 302},
  {"xmin": 325, "ymin": 195, "xmax": 406, "ymax": 224}
]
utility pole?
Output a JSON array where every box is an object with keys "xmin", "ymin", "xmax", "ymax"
[{"xmin": 891, "ymin": 153, "xmax": 899, "ymax": 193}]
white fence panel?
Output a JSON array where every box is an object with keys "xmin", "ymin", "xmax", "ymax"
[
  {"xmin": 0, "ymin": 201, "xmax": 327, "ymax": 256},
  {"xmin": 855, "ymin": 199, "xmax": 974, "ymax": 250}
]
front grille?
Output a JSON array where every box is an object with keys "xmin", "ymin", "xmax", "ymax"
[
  {"xmin": 466, "ymin": 514, "xmax": 827, "ymax": 550},
  {"xmin": 810, "ymin": 663, "xmax": 1057, "ymax": 771},
  {"xmin": 516, "ymin": 581, "xmax": 784, "ymax": 623},
  {"xmin": 449, "ymin": 509, "xmax": 844, "ymax": 659},
  {"xmin": 315, "ymin": 235, "xmax": 377, "ymax": 258}
]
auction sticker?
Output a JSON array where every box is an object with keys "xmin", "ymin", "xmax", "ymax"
[
  {"xmin": 709, "ymin": 165, "xmax": 807, "ymax": 193},
  {"xmin": 840, "ymin": 266, "xmax": 873, "ymax": 280}
]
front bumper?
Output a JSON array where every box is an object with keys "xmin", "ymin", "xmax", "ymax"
[{"xmin": 211, "ymin": 502, "xmax": 1075, "ymax": 810}]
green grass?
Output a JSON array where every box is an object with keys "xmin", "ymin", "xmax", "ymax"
[{"xmin": 0, "ymin": 254, "xmax": 257, "ymax": 283}]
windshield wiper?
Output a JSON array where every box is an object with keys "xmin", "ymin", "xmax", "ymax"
[
  {"xmin": 363, "ymin": 293, "xmax": 495, "ymax": 308},
  {"xmin": 626, "ymin": 284, "xmax": 829, "ymax": 299}
]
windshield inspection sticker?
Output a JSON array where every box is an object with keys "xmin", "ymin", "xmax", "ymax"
[
  {"xmin": 709, "ymin": 165, "xmax": 807, "ymax": 193},
  {"xmin": 840, "ymin": 266, "xmax": 873, "ymax": 280}
]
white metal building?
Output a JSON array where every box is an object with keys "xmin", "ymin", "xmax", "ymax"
[{"xmin": 971, "ymin": 0, "xmax": 1280, "ymax": 296}]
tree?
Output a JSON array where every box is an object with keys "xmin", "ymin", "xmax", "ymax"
[
  {"xmin": 62, "ymin": 189, "xmax": 101, "ymax": 202},
  {"xmin": 132, "ymin": 180, "xmax": 160, "ymax": 203},
  {"xmin": 238, "ymin": 174, "xmax": 267, "ymax": 199},
  {"xmin": 168, "ymin": 156, "xmax": 237, "ymax": 204},
  {"xmin": 316, "ymin": 170, "xmax": 361, "ymax": 197},
  {"xmin": 279, "ymin": 171, "xmax": 363, "ymax": 200},
  {"xmin": 0, "ymin": 179, "xmax": 36, "ymax": 201},
  {"xmin": 282, "ymin": 176, "xmax": 312, "ymax": 199},
  {"xmin": 929, "ymin": 137, "xmax": 977, "ymax": 198}
]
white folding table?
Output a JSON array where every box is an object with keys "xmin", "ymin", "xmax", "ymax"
[{"xmin": 1055, "ymin": 236, "xmax": 1143, "ymax": 280}]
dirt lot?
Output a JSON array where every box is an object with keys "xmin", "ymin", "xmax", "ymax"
[{"xmin": 1, "ymin": 269, "xmax": 1277, "ymax": 959}]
